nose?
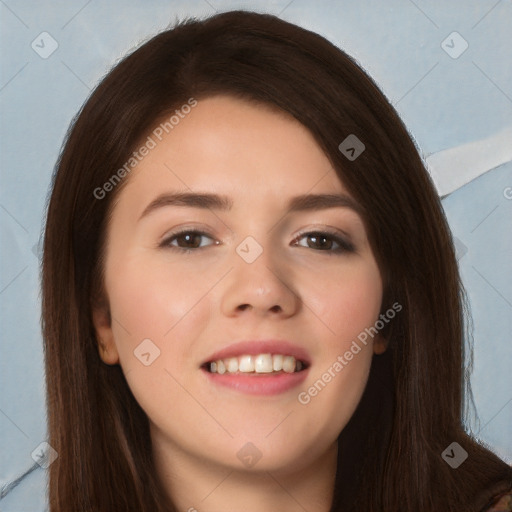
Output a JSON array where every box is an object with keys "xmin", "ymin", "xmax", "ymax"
[{"xmin": 220, "ymin": 240, "xmax": 300, "ymax": 319}]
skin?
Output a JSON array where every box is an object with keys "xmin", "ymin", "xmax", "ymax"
[{"xmin": 93, "ymin": 95, "xmax": 387, "ymax": 512}]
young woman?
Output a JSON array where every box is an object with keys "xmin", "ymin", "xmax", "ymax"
[{"xmin": 41, "ymin": 10, "xmax": 512, "ymax": 512}]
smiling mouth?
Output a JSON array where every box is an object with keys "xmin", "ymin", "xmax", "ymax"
[{"xmin": 201, "ymin": 353, "xmax": 309, "ymax": 375}]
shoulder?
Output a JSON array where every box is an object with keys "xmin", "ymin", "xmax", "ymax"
[{"xmin": 483, "ymin": 490, "xmax": 512, "ymax": 512}]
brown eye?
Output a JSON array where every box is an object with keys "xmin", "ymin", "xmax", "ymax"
[
  {"xmin": 293, "ymin": 231, "xmax": 355, "ymax": 254},
  {"xmin": 160, "ymin": 230, "xmax": 216, "ymax": 252},
  {"xmin": 174, "ymin": 232, "xmax": 203, "ymax": 249},
  {"xmin": 305, "ymin": 233, "xmax": 333, "ymax": 250}
]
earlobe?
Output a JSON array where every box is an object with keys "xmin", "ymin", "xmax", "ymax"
[
  {"xmin": 373, "ymin": 333, "xmax": 388, "ymax": 355},
  {"xmin": 92, "ymin": 305, "xmax": 120, "ymax": 365}
]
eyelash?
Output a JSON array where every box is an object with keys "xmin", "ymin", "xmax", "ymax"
[{"xmin": 159, "ymin": 228, "xmax": 355, "ymax": 255}]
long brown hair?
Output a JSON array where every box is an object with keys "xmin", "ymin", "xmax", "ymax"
[{"xmin": 42, "ymin": 10, "xmax": 512, "ymax": 511}]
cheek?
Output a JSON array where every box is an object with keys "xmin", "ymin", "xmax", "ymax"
[
  {"xmin": 290, "ymin": 261, "xmax": 382, "ymax": 435},
  {"xmin": 105, "ymin": 254, "xmax": 214, "ymax": 370},
  {"xmin": 307, "ymin": 259, "xmax": 383, "ymax": 348},
  {"xmin": 295, "ymin": 343, "xmax": 374, "ymax": 450},
  {"xmin": 104, "ymin": 255, "xmax": 215, "ymax": 428}
]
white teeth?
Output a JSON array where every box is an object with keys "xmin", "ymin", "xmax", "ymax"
[
  {"xmin": 254, "ymin": 354, "xmax": 273, "ymax": 373},
  {"xmin": 207, "ymin": 353, "xmax": 305, "ymax": 374},
  {"xmin": 272, "ymin": 354, "xmax": 283, "ymax": 371},
  {"xmin": 226, "ymin": 357, "xmax": 239, "ymax": 373},
  {"xmin": 239, "ymin": 355, "xmax": 255, "ymax": 372},
  {"xmin": 282, "ymin": 356, "xmax": 296, "ymax": 374}
]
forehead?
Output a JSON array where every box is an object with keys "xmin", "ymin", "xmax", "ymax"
[{"xmin": 116, "ymin": 95, "xmax": 352, "ymax": 211}]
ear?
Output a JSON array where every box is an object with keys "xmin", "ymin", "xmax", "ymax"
[
  {"xmin": 91, "ymin": 301, "xmax": 120, "ymax": 365},
  {"xmin": 373, "ymin": 332, "xmax": 388, "ymax": 355}
]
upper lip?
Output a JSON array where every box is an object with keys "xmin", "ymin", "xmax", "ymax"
[{"xmin": 202, "ymin": 340, "xmax": 312, "ymax": 366}]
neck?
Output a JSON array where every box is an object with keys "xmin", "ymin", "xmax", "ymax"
[{"xmin": 151, "ymin": 428, "xmax": 338, "ymax": 512}]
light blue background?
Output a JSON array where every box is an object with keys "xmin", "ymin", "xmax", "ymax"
[{"xmin": 1, "ymin": 1, "xmax": 511, "ymax": 509}]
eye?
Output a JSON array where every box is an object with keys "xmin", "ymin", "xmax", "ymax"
[
  {"xmin": 159, "ymin": 229, "xmax": 217, "ymax": 252},
  {"xmin": 159, "ymin": 228, "xmax": 355, "ymax": 254},
  {"xmin": 292, "ymin": 230, "xmax": 355, "ymax": 254}
]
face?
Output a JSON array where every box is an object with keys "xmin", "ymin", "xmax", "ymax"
[{"xmin": 93, "ymin": 95, "xmax": 386, "ymax": 476}]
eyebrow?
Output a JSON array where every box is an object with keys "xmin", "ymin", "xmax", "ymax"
[{"xmin": 138, "ymin": 191, "xmax": 364, "ymax": 220}]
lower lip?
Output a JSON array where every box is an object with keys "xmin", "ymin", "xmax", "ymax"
[{"xmin": 201, "ymin": 368, "xmax": 309, "ymax": 396}]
